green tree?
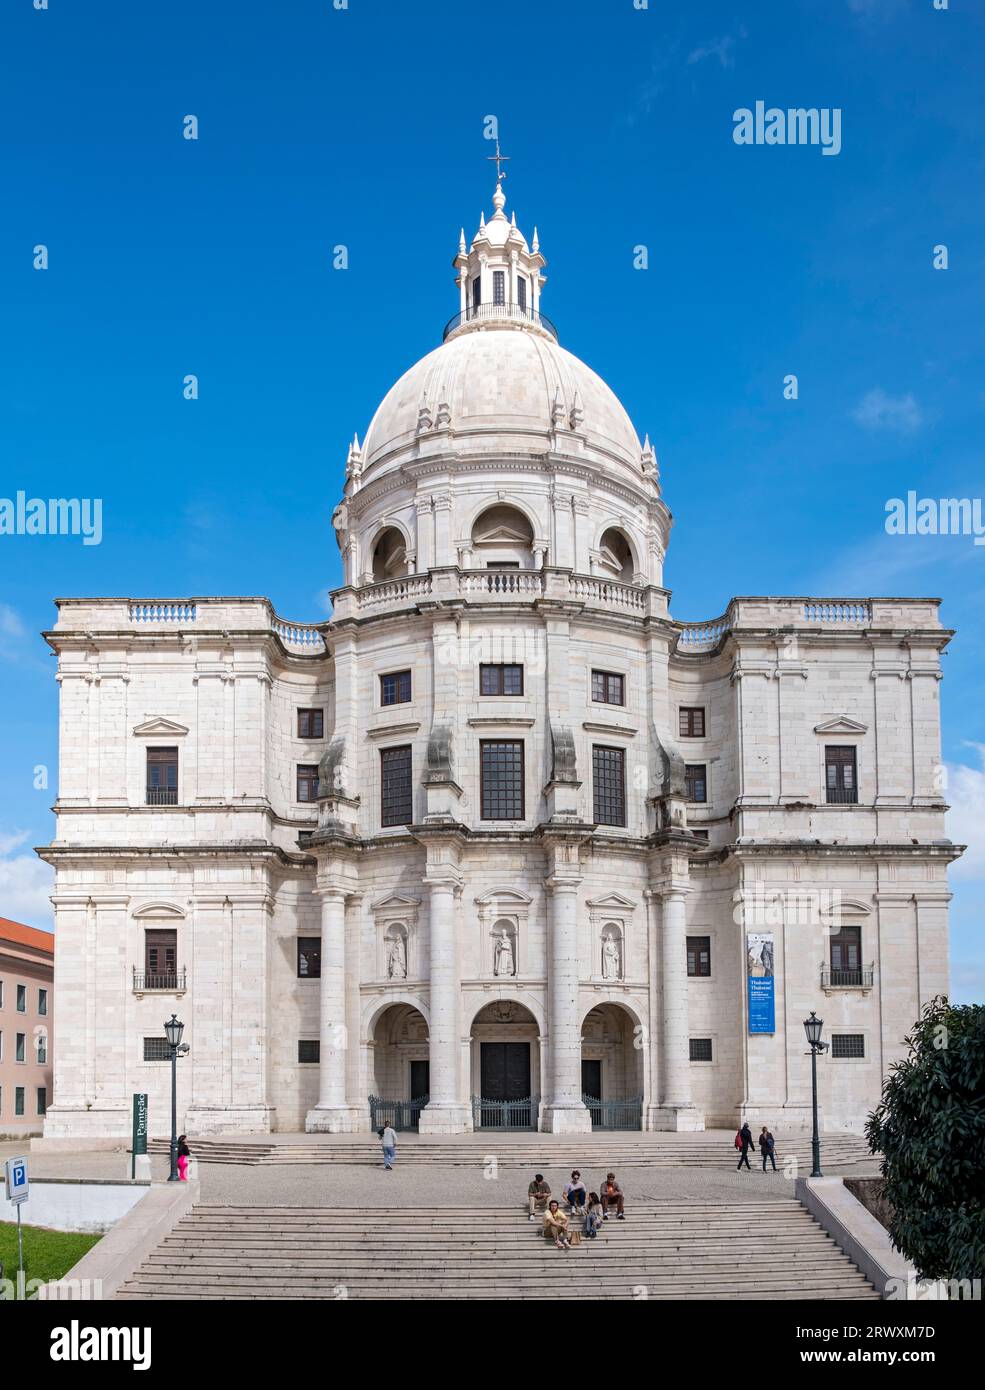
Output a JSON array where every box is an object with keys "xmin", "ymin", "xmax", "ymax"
[{"xmin": 866, "ymin": 996, "xmax": 985, "ymax": 1282}]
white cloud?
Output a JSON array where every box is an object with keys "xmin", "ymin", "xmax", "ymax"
[
  {"xmin": 0, "ymin": 832, "xmax": 53, "ymax": 929},
  {"xmin": 851, "ymin": 388, "xmax": 923, "ymax": 434},
  {"xmin": 687, "ymin": 34, "xmax": 741, "ymax": 68},
  {"xmin": 0, "ymin": 603, "xmax": 25, "ymax": 640},
  {"xmin": 946, "ymin": 744, "xmax": 985, "ymax": 879}
]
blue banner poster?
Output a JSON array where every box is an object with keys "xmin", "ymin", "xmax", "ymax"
[{"xmin": 747, "ymin": 932, "xmax": 775, "ymax": 1033}]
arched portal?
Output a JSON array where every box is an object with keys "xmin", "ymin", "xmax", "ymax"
[
  {"xmin": 470, "ymin": 999, "xmax": 540, "ymax": 1129},
  {"xmin": 372, "ymin": 526, "xmax": 409, "ymax": 582},
  {"xmin": 368, "ymin": 1002, "xmax": 429, "ymax": 1130},
  {"xmin": 471, "ymin": 503, "xmax": 535, "ymax": 569},
  {"xmin": 581, "ymin": 1003, "xmax": 643, "ymax": 1130}
]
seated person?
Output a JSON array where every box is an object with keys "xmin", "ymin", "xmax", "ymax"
[
  {"xmin": 562, "ymin": 1170, "xmax": 587, "ymax": 1210},
  {"xmin": 600, "ymin": 1172, "xmax": 625, "ymax": 1220},
  {"xmin": 542, "ymin": 1199, "xmax": 571, "ymax": 1249},
  {"xmin": 527, "ymin": 1173, "xmax": 551, "ymax": 1220},
  {"xmin": 584, "ymin": 1193, "xmax": 603, "ymax": 1239}
]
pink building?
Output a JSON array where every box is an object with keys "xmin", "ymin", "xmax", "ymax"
[{"xmin": 0, "ymin": 917, "xmax": 54, "ymax": 1137}]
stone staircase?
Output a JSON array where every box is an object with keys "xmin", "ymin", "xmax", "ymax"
[
  {"xmin": 147, "ymin": 1131, "xmax": 876, "ymax": 1171},
  {"xmin": 115, "ymin": 1201, "xmax": 879, "ymax": 1300}
]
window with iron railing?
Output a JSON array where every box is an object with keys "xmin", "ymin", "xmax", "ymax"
[
  {"xmin": 825, "ymin": 745, "xmax": 858, "ymax": 803},
  {"xmin": 823, "ymin": 924, "xmax": 870, "ymax": 986},
  {"xmin": 146, "ymin": 747, "xmax": 178, "ymax": 805},
  {"xmin": 831, "ymin": 1034, "xmax": 865, "ymax": 1059},
  {"xmin": 138, "ymin": 929, "xmax": 182, "ymax": 990}
]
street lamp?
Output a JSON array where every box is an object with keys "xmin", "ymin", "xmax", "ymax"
[
  {"xmin": 803, "ymin": 1011, "xmax": 829, "ymax": 1178},
  {"xmin": 164, "ymin": 1015, "xmax": 184, "ymax": 1182}
]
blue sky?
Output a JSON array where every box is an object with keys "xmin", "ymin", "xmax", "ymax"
[{"xmin": 0, "ymin": 0, "xmax": 982, "ymax": 1000}]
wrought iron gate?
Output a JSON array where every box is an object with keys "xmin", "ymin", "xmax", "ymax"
[
  {"xmin": 368, "ymin": 1094, "xmax": 428, "ymax": 1132},
  {"xmin": 583, "ymin": 1094, "xmax": 643, "ymax": 1131}
]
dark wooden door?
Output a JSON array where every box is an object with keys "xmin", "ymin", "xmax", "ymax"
[
  {"xmin": 409, "ymin": 1060, "xmax": 430, "ymax": 1100},
  {"xmin": 581, "ymin": 1059, "xmax": 602, "ymax": 1099},
  {"xmin": 480, "ymin": 1042, "xmax": 531, "ymax": 1100}
]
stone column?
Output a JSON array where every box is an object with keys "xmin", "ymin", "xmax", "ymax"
[
  {"xmin": 306, "ymin": 885, "xmax": 364, "ymax": 1132},
  {"xmin": 541, "ymin": 834, "xmax": 591, "ymax": 1133},
  {"xmin": 419, "ymin": 872, "xmax": 472, "ymax": 1132},
  {"xmin": 655, "ymin": 885, "xmax": 703, "ymax": 1130}
]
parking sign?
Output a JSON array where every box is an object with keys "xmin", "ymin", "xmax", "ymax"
[{"xmin": 5, "ymin": 1156, "xmax": 29, "ymax": 1205}]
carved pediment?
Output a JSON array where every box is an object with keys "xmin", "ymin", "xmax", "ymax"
[
  {"xmin": 473, "ymin": 522, "xmax": 531, "ymax": 546},
  {"xmin": 132, "ymin": 901, "xmax": 186, "ymax": 920},
  {"xmin": 372, "ymin": 892, "xmax": 422, "ymax": 913},
  {"xmin": 814, "ymin": 715, "xmax": 868, "ymax": 735},
  {"xmin": 132, "ymin": 717, "xmax": 189, "ymax": 737},
  {"xmin": 475, "ymin": 888, "xmax": 534, "ymax": 908},
  {"xmin": 586, "ymin": 892, "xmax": 638, "ymax": 911}
]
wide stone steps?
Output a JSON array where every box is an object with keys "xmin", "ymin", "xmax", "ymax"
[
  {"xmin": 116, "ymin": 1201, "xmax": 880, "ymax": 1300},
  {"xmin": 147, "ymin": 1134, "xmax": 875, "ymax": 1170}
]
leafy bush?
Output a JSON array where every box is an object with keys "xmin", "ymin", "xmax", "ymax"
[{"xmin": 866, "ymin": 996, "xmax": 985, "ymax": 1281}]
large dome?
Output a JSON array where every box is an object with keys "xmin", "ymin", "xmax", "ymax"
[{"xmin": 360, "ymin": 326, "xmax": 644, "ymax": 474}]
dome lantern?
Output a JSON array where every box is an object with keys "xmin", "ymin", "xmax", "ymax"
[{"xmin": 448, "ymin": 179, "xmax": 550, "ymax": 343}]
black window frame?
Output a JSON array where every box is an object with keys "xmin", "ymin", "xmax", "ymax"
[
  {"xmin": 479, "ymin": 663, "xmax": 524, "ymax": 697},
  {"xmin": 831, "ymin": 1034, "xmax": 865, "ymax": 1059},
  {"xmin": 825, "ymin": 745, "xmax": 859, "ymax": 804},
  {"xmin": 297, "ymin": 937, "xmax": 322, "ymax": 979},
  {"xmin": 591, "ymin": 669, "xmax": 625, "ymax": 706},
  {"xmin": 679, "ymin": 706, "xmax": 706, "ymax": 738},
  {"xmin": 480, "ymin": 740, "xmax": 525, "ymax": 821},
  {"xmin": 685, "ymin": 763, "xmax": 707, "ymax": 804},
  {"xmin": 142, "ymin": 1037, "xmax": 171, "ymax": 1062},
  {"xmin": 689, "ymin": 1038, "xmax": 713, "ymax": 1062},
  {"xmin": 37, "ymin": 1086, "xmax": 47, "ymax": 1116},
  {"xmin": 493, "ymin": 269, "xmax": 506, "ymax": 305},
  {"xmin": 296, "ymin": 763, "xmax": 320, "ymax": 803},
  {"xmin": 146, "ymin": 746, "xmax": 179, "ymax": 806},
  {"xmin": 381, "ymin": 744, "xmax": 414, "ymax": 828},
  {"xmin": 297, "ymin": 708, "xmax": 324, "ymax": 740},
  {"xmin": 298, "ymin": 1039, "xmax": 320, "ymax": 1064},
  {"xmin": 15, "ymin": 1086, "xmax": 24, "ymax": 1116},
  {"xmin": 592, "ymin": 744, "xmax": 627, "ymax": 828},
  {"xmin": 380, "ymin": 670, "xmax": 412, "ymax": 707},
  {"xmin": 687, "ymin": 935, "xmax": 711, "ymax": 977},
  {"xmin": 16, "ymin": 984, "xmax": 26, "ymax": 1013},
  {"xmin": 15, "ymin": 1032, "xmax": 25, "ymax": 1063},
  {"xmin": 38, "ymin": 988, "xmax": 47, "ymax": 1016}
]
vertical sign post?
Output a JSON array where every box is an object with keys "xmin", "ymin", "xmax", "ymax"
[
  {"xmin": 5, "ymin": 1156, "xmax": 29, "ymax": 1300},
  {"xmin": 131, "ymin": 1093, "xmax": 148, "ymax": 1180}
]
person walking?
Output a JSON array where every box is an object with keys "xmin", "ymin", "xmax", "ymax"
[
  {"xmin": 542, "ymin": 1199, "xmax": 571, "ymax": 1250},
  {"xmin": 600, "ymin": 1172, "xmax": 625, "ymax": 1220},
  {"xmin": 177, "ymin": 1134, "xmax": 190, "ymax": 1182},
  {"xmin": 528, "ymin": 1173, "xmax": 551, "ymax": 1220},
  {"xmin": 379, "ymin": 1123, "xmax": 397, "ymax": 1170},
  {"xmin": 735, "ymin": 1121, "xmax": 755, "ymax": 1171},
  {"xmin": 759, "ymin": 1126, "xmax": 778, "ymax": 1172}
]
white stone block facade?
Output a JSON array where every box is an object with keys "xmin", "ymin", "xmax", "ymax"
[{"xmin": 39, "ymin": 185, "xmax": 959, "ymax": 1141}]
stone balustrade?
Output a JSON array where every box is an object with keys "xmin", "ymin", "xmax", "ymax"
[
  {"xmin": 675, "ymin": 596, "xmax": 943, "ymax": 652},
  {"xmin": 52, "ymin": 597, "xmax": 328, "ymax": 653}
]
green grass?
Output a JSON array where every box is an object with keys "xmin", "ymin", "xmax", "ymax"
[{"xmin": 0, "ymin": 1220, "xmax": 101, "ymax": 1297}]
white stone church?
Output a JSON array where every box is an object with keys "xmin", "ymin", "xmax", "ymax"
[{"xmin": 39, "ymin": 180, "xmax": 959, "ymax": 1142}]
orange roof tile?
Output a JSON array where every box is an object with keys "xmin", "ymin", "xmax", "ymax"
[{"xmin": 0, "ymin": 916, "xmax": 55, "ymax": 955}]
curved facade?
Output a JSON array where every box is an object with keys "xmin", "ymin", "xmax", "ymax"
[{"xmin": 40, "ymin": 182, "xmax": 959, "ymax": 1141}]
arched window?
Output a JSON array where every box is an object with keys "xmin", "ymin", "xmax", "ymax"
[
  {"xmin": 597, "ymin": 528, "xmax": 634, "ymax": 582},
  {"xmin": 471, "ymin": 504, "xmax": 535, "ymax": 569},
  {"xmin": 372, "ymin": 527, "xmax": 409, "ymax": 582}
]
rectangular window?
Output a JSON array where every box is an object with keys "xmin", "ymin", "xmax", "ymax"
[
  {"xmin": 297, "ymin": 764, "xmax": 320, "ymax": 803},
  {"xmin": 297, "ymin": 708, "xmax": 324, "ymax": 739},
  {"xmin": 591, "ymin": 670, "xmax": 625, "ymax": 706},
  {"xmin": 685, "ymin": 764, "xmax": 707, "ymax": 803},
  {"xmin": 297, "ymin": 937, "xmax": 322, "ymax": 979},
  {"xmin": 480, "ymin": 663, "xmax": 523, "ymax": 696},
  {"xmin": 38, "ymin": 988, "xmax": 47, "ymax": 1016},
  {"xmin": 146, "ymin": 746, "xmax": 179, "ymax": 805},
  {"xmin": 298, "ymin": 1040, "xmax": 320, "ymax": 1064},
  {"xmin": 829, "ymin": 925, "xmax": 862, "ymax": 986},
  {"xmin": 381, "ymin": 745, "xmax": 413, "ymax": 827},
  {"xmin": 16, "ymin": 984, "xmax": 26, "ymax": 1012},
  {"xmin": 831, "ymin": 1034, "xmax": 865, "ymax": 1059},
  {"xmin": 380, "ymin": 670, "xmax": 412, "ymax": 706},
  {"xmin": 825, "ymin": 746, "xmax": 858, "ymax": 804},
  {"xmin": 689, "ymin": 1038, "xmax": 713, "ymax": 1062},
  {"xmin": 493, "ymin": 269, "xmax": 506, "ymax": 305},
  {"xmin": 37, "ymin": 1034, "xmax": 47, "ymax": 1064},
  {"xmin": 145, "ymin": 929, "xmax": 178, "ymax": 987},
  {"xmin": 480, "ymin": 740, "xmax": 525, "ymax": 820},
  {"xmin": 517, "ymin": 276, "xmax": 527, "ymax": 311},
  {"xmin": 592, "ymin": 745, "xmax": 627, "ymax": 827},
  {"xmin": 679, "ymin": 706, "xmax": 706, "ymax": 738},
  {"xmin": 691, "ymin": 829, "xmax": 709, "ymax": 842},
  {"xmin": 143, "ymin": 1037, "xmax": 171, "ymax": 1062},
  {"xmin": 16, "ymin": 1032, "xmax": 25, "ymax": 1063},
  {"xmin": 15, "ymin": 1087, "xmax": 24, "ymax": 1117},
  {"xmin": 37, "ymin": 1087, "xmax": 47, "ymax": 1117},
  {"xmin": 471, "ymin": 276, "xmax": 481, "ymax": 310},
  {"xmin": 687, "ymin": 935, "xmax": 711, "ymax": 977},
  {"xmin": 0, "ymin": 980, "xmax": 4, "ymax": 1008}
]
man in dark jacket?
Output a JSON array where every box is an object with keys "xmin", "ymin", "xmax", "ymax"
[{"xmin": 736, "ymin": 1121, "xmax": 755, "ymax": 1170}]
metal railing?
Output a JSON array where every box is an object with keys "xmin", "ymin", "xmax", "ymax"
[
  {"xmin": 471, "ymin": 1095, "xmax": 539, "ymax": 1130},
  {"xmin": 824, "ymin": 786, "xmax": 859, "ymax": 804},
  {"xmin": 146, "ymin": 786, "xmax": 178, "ymax": 806},
  {"xmin": 368, "ymin": 1094, "xmax": 429, "ymax": 1133},
  {"xmin": 583, "ymin": 1094, "xmax": 643, "ymax": 1131},
  {"xmin": 133, "ymin": 967, "xmax": 187, "ymax": 992},
  {"xmin": 821, "ymin": 964, "xmax": 874, "ymax": 989},
  {"xmin": 442, "ymin": 303, "xmax": 558, "ymax": 341}
]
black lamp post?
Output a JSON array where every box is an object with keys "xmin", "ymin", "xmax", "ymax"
[
  {"xmin": 164, "ymin": 1014, "xmax": 185, "ymax": 1182},
  {"xmin": 803, "ymin": 1011, "xmax": 828, "ymax": 1178}
]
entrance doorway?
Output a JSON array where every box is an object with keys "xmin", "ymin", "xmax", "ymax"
[
  {"xmin": 581, "ymin": 1059, "xmax": 602, "ymax": 1100},
  {"xmin": 410, "ymin": 1060, "xmax": 430, "ymax": 1102},
  {"xmin": 470, "ymin": 1001, "xmax": 540, "ymax": 1129},
  {"xmin": 480, "ymin": 1042, "xmax": 531, "ymax": 1100}
]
